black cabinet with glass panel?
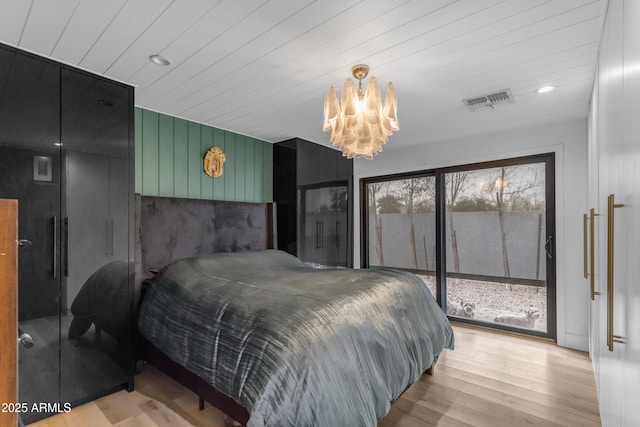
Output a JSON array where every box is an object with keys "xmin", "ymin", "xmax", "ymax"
[
  {"xmin": 273, "ymin": 138, "xmax": 353, "ymax": 267},
  {"xmin": 0, "ymin": 42, "xmax": 134, "ymax": 424}
]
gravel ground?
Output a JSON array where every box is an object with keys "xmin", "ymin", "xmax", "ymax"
[{"xmin": 418, "ymin": 275, "xmax": 547, "ymax": 332}]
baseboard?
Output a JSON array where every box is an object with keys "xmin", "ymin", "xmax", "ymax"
[{"xmin": 558, "ymin": 332, "xmax": 588, "ymax": 351}]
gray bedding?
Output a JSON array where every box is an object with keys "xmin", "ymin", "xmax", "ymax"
[{"xmin": 138, "ymin": 250, "xmax": 454, "ymax": 426}]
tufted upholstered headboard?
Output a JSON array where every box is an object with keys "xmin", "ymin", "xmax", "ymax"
[{"xmin": 134, "ymin": 195, "xmax": 276, "ymax": 282}]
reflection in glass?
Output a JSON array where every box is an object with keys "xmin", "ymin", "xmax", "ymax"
[
  {"xmin": 60, "ymin": 68, "xmax": 132, "ymax": 405},
  {"xmin": 0, "ymin": 44, "xmax": 132, "ymax": 424},
  {"xmin": 300, "ymin": 184, "xmax": 349, "ymax": 267},
  {"xmin": 0, "ymin": 47, "xmax": 63, "ymax": 423}
]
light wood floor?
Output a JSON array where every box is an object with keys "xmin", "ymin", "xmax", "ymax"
[{"xmin": 29, "ymin": 325, "xmax": 601, "ymax": 427}]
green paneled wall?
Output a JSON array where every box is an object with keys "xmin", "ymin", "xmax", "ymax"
[{"xmin": 135, "ymin": 108, "xmax": 273, "ymax": 202}]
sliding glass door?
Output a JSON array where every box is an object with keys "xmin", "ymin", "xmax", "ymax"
[
  {"xmin": 443, "ymin": 158, "xmax": 554, "ymax": 335},
  {"xmin": 365, "ymin": 175, "xmax": 437, "ymax": 296},
  {"xmin": 362, "ymin": 154, "xmax": 555, "ymax": 338}
]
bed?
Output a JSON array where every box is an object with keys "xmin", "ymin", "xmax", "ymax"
[{"xmin": 137, "ymin": 249, "xmax": 454, "ymax": 427}]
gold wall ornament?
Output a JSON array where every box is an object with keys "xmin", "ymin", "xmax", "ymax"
[{"xmin": 204, "ymin": 147, "xmax": 226, "ymax": 178}]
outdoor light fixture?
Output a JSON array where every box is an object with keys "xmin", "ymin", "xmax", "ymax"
[{"xmin": 322, "ymin": 64, "xmax": 398, "ymax": 160}]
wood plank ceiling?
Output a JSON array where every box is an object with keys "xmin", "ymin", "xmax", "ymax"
[{"xmin": 0, "ymin": 0, "xmax": 606, "ymax": 152}]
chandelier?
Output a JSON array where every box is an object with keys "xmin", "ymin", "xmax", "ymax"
[{"xmin": 322, "ymin": 64, "xmax": 399, "ymax": 159}]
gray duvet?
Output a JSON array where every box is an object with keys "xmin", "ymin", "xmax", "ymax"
[{"xmin": 138, "ymin": 250, "xmax": 454, "ymax": 427}]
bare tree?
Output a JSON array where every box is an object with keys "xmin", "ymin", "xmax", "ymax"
[
  {"xmin": 482, "ymin": 165, "xmax": 544, "ymax": 290},
  {"xmin": 495, "ymin": 167, "xmax": 511, "ymax": 285},
  {"xmin": 445, "ymin": 172, "xmax": 470, "ymax": 273},
  {"xmin": 397, "ymin": 178, "xmax": 428, "ymax": 269},
  {"xmin": 367, "ymin": 182, "xmax": 385, "ymax": 265}
]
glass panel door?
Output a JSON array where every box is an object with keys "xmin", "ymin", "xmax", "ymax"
[
  {"xmin": 60, "ymin": 68, "xmax": 133, "ymax": 404},
  {"xmin": 0, "ymin": 44, "xmax": 133, "ymax": 424},
  {"xmin": 365, "ymin": 175, "xmax": 437, "ymax": 296},
  {"xmin": 443, "ymin": 158, "xmax": 554, "ymax": 337},
  {"xmin": 299, "ymin": 183, "xmax": 349, "ymax": 267},
  {"xmin": 0, "ymin": 45, "xmax": 63, "ymax": 424}
]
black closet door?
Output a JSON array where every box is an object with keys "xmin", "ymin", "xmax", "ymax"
[
  {"xmin": 0, "ymin": 44, "xmax": 63, "ymax": 424},
  {"xmin": 1, "ymin": 43, "xmax": 134, "ymax": 423},
  {"xmin": 60, "ymin": 68, "xmax": 133, "ymax": 405},
  {"xmin": 300, "ymin": 183, "xmax": 349, "ymax": 267}
]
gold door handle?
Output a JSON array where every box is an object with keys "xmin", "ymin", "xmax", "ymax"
[
  {"xmin": 589, "ymin": 208, "xmax": 600, "ymax": 300},
  {"xmin": 583, "ymin": 213, "xmax": 588, "ymax": 279},
  {"xmin": 607, "ymin": 194, "xmax": 625, "ymax": 351}
]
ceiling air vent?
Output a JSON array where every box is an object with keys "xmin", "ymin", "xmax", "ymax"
[{"xmin": 463, "ymin": 89, "xmax": 514, "ymax": 111}]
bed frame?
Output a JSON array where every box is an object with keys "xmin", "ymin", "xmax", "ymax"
[
  {"xmin": 135, "ymin": 195, "xmax": 433, "ymax": 426},
  {"xmin": 142, "ymin": 333, "xmax": 433, "ymax": 426},
  {"xmin": 135, "ymin": 195, "xmax": 275, "ymax": 425},
  {"xmin": 141, "ymin": 336, "xmax": 250, "ymax": 425}
]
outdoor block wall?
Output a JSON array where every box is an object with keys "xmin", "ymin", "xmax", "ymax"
[
  {"xmin": 135, "ymin": 108, "xmax": 273, "ymax": 202},
  {"xmin": 368, "ymin": 211, "xmax": 547, "ymax": 281}
]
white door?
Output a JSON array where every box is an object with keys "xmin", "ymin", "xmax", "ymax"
[
  {"xmin": 619, "ymin": 1, "xmax": 640, "ymax": 424},
  {"xmin": 590, "ymin": 1, "xmax": 640, "ymax": 426}
]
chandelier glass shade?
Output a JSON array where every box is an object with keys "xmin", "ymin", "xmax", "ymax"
[{"xmin": 322, "ymin": 65, "xmax": 399, "ymax": 160}]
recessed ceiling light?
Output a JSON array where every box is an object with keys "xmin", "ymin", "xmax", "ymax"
[
  {"xmin": 536, "ymin": 86, "xmax": 554, "ymax": 94},
  {"xmin": 149, "ymin": 54, "xmax": 171, "ymax": 66}
]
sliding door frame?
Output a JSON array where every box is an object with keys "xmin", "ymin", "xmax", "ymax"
[{"xmin": 360, "ymin": 152, "xmax": 556, "ymax": 339}]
